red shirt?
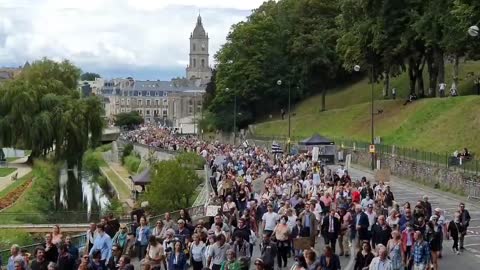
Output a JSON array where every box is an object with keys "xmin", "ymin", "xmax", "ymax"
[{"xmin": 352, "ymin": 191, "xmax": 361, "ymax": 203}]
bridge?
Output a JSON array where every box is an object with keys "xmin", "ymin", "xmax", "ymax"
[{"xmin": 100, "ymin": 127, "xmax": 120, "ymax": 143}]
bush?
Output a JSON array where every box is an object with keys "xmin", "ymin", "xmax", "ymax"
[
  {"xmin": 0, "ymin": 229, "xmax": 34, "ymax": 250},
  {"xmin": 176, "ymin": 152, "xmax": 205, "ymax": 170},
  {"xmin": 83, "ymin": 149, "xmax": 103, "ymax": 174},
  {"xmin": 121, "ymin": 144, "xmax": 134, "ymax": 164},
  {"xmin": 124, "ymin": 154, "xmax": 141, "ymax": 174},
  {"xmin": 97, "ymin": 143, "xmax": 112, "ymax": 152}
]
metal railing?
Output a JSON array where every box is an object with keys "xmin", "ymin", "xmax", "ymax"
[
  {"xmin": 0, "ymin": 205, "xmax": 207, "ymax": 262},
  {"xmin": 247, "ymin": 135, "xmax": 480, "ymax": 176}
]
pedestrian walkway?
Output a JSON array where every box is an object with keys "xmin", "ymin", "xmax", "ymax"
[
  {"xmin": 0, "ymin": 157, "xmax": 32, "ymax": 192},
  {"xmin": 348, "ymin": 164, "xmax": 480, "ymax": 269}
]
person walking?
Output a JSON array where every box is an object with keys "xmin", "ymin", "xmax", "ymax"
[
  {"xmin": 208, "ymin": 234, "xmax": 231, "ymax": 270},
  {"xmin": 89, "ymin": 224, "xmax": 113, "ymax": 268},
  {"xmin": 339, "ymin": 207, "xmax": 352, "ymax": 257},
  {"xmin": 371, "ymin": 215, "xmax": 392, "ymax": 248},
  {"xmin": 368, "ymin": 245, "xmax": 392, "ymax": 270},
  {"xmin": 321, "ymin": 209, "xmax": 341, "ymax": 254},
  {"xmin": 273, "ymin": 216, "xmax": 290, "ymax": 269},
  {"xmin": 136, "ymin": 216, "xmax": 152, "ymax": 260},
  {"xmin": 354, "ymin": 241, "xmax": 374, "ymax": 270},
  {"xmin": 85, "ymin": 223, "xmax": 97, "ymax": 255},
  {"xmin": 190, "ymin": 233, "xmax": 206, "ymax": 270},
  {"xmin": 318, "ymin": 246, "xmax": 341, "ymax": 270},
  {"xmin": 259, "ymin": 233, "xmax": 277, "ymax": 270},
  {"xmin": 447, "ymin": 211, "xmax": 465, "ymax": 255},
  {"xmin": 458, "ymin": 202, "xmax": 471, "ymax": 251},
  {"xmin": 354, "ymin": 205, "xmax": 370, "ymax": 247},
  {"xmin": 387, "ymin": 231, "xmax": 404, "ymax": 270},
  {"xmin": 168, "ymin": 241, "xmax": 187, "ymax": 270},
  {"xmin": 410, "ymin": 231, "xmax": 430, "ymax": 270}
]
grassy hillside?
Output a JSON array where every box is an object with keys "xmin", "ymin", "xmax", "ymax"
[
  {"xmin": 254, "ymin": 96, "xmax": 480, "ymax": 154},
  {"xmin": 294, "ymin": 61, "xmax": 480, "ymax": 115},
  {"xmin": 253, "ymin": 61, "xmax": 480, "ymax": 154}
]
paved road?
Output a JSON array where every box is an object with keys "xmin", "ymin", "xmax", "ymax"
[
  {"xmin": 347, "ymin": 165, "xmax": 480, "ymax": 270},
  {"xmin": 0, "ymin": 157, "xmax": 32, "ymax": 191}
]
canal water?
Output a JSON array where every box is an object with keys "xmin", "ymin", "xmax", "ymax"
[{"xmin": 54, "ymin": 166, "xmax": 113, "ymax": 223}]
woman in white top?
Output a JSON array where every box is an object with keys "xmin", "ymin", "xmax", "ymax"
[
  {"xmin": 386, "ymin": 209, "xmax": 400, "ymax": 229},
  {"xmin": 190, "ymin": 233, "xmax": 206, "ymax": 270},
  {"xmin": 152, "ymin": 220, "xmax": 166, "ymax": 241}
]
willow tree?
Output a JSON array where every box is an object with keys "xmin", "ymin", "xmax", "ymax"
[{"xmin": 0, "ymin": 58, "xmax": 104, "ymax": 166}]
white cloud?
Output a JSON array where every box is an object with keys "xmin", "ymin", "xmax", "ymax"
[{"xmin": 0, "ymin": 0, "xmax": 265, "ymax": 78}]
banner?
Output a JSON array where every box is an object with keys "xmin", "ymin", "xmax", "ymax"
[{"xmin": 312, "ymin": 147, "xmax": 319, "ymax": 162}]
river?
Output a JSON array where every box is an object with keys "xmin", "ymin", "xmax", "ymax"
[{"xmin": 54, "ymin": 166, "xmax": 113, "ymax": 223}]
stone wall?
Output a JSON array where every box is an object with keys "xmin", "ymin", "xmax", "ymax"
[{"xmin": 347, "ymin": 149, "xmax": 480, "ymax": 195}]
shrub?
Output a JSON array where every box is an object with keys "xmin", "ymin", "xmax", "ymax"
[
  {"xmin": 97, "ymin": 143, "xmax": 112, "ymax": 152},
  {"xmin": 0, "ymin": 230, "xmax": 34, "ymax": 250},
  {"xmin": 83, "ymin": 150, "xmax": 102, "ymax": 174},
  {"xmin": 176, "ymin": 152, "xmax": 205, "ymax": 170},
  {"xmin": 124, "ymin": 154, "xmax": 141, "ymax": 174},
  {"xmin": 121, "ymin": 144, "xmax": 134, "ymax": 164}
]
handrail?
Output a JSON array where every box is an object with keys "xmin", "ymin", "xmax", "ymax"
[{"xmin": 0, "ymin": 205, "xmax": 206, "ymax": 261}]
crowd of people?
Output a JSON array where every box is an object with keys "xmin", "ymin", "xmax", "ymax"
[{"xmin": 2, "ymin": 125, "xmax": 474, "ymax": 270}]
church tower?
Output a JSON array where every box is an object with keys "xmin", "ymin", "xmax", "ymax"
[{"xmin": 186, "ymin": 14, "xmax": 212, "ymax": 86}]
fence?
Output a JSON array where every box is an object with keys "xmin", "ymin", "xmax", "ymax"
[
  {"xmin": 0, "ymin": 211, "xmax": 130, "ymax": 225},
  {"xmin": 247, "ymin": 135, "xmax": 480, "ymax": 176}
]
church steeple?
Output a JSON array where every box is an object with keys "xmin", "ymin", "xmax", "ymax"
[
  {"xmin": 192, "ymin": 14, "xmax": 206, "ymax": 38},
  {"xmin": 187, "ymin": 14, "xmax": 212, "ymax": 86}
]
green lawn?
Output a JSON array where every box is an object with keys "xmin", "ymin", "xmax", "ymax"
[
  {"xmin": 0, "ymin": 172, "xmax": 33, "ymax": 199},
  {"xmin": 293, "ymin": 61, "xmax": 480, "ymax": 115},
  {"xmin": 0, "ymin": 167, "xmax": 17, "ymax": 177},
  {"xmin": 100, "ymin": 166, "xmax": 131, "ymax": 201}
]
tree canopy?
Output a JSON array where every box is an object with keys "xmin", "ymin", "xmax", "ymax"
[
  {"xmin": 114, "ymin": 111, "xmax": 144, "ymax": 128},
  {"xmin": 80, "ymin": 72, "xmax": 101, "ymax": 81},
  {"xmin": 143, "ymin": 158, "xmax": 202, "ymax": 213},
  {"xmin": 206, "ymin": 0, "xmax": 480, "ymax": 131},
  {"xmin": 0, "ymin": 58, "xmax": 105, "ymax": 165}
]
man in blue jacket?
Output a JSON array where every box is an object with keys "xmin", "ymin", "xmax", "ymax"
[{"xmin": 353, "ymin": 204, "xmax": 369, "ymax": 247}]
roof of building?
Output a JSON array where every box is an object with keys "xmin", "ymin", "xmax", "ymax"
[
  {"xmin": 192, "ymin": 14, "xmax": 207, "ymax": 38},
  {"xmin": 131, "ymin": 80, "xmax": 204, "ymax": 92}
]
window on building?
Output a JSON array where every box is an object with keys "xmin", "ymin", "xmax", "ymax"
[
  {"xmin": 156, "ymin": 100, "xmax": 160, "ymax": 106},
  {"xmin": 193, "ymin": 43, "xmax": 196, "ymax": 51},
  {"xmin": 133, "ymin": 91, "xmax": 138, "ymax": 96},
  {"xmin": 163, "ymin": 109, "xmax": 167, "ymax": 116},
  {"xmin": 127, "ymin": 99, "xmax": 130, "ymax": 106},
  {"xmin": 147, "ymin": 91, "xmax": 150, "ymax": 96},
  {"xmin": 201, "ymin": 59, "xmax": 205, "ymax": 67},
  {"xmin": 163, "ymin": 91, "xmax": 168, "ymax": 97},
  {"xmin": 154, "ymin": 110, "xmax": 158, "ymax": 116},
  {"xmin": 188, "ymin": 107, "xmax": 193, "ymax": 114},
  {"xmin": 121, "ymin": 99, "xmax": 124, "ymax": 105},
  {"xmin": 121, "ymin": 108, "xmax": 125, "ymax": 112},
  {"xmin": 188, "ymin": 100, "xmax": 193, "ymax": 105},
  {"xmin": 138, "ymin": 99, "xmax": 142, "ymax": 106},
  {"xmin": 193, "ymin": 59, "xmax": 196, "ymax": 68},
  {"xmin": 146, "ymin": 110, "xmax": 150, "ymax": 115},
  {"xmin": 163, "ymin": 99, "xmax": 168, "ymax": 105},
  {"xmin": 146, "ymin": 99, "xmax": 151, "ymax": 106},
  {"xmin": 142, "ymin": 91, "xmax": 147, "ymax": 96}
]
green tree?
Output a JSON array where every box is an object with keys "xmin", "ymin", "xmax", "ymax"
[
  {"xmin": 176, "ymin": 152, "xmax": 206, "ymax": 170},
  {"xmin": 0, "ymin": 58, "xmax": 104, "ymax": 166},
  {"xmin": 144, "ymin": 159, "xmax": 202, "ymax": 213},
  {"xmin": 81, "ymin": 72, "xmax": 101, "ymax": 81},
  {"xmin": 114, "ymin": 111, "xmax": 144, "ymax": 128}
]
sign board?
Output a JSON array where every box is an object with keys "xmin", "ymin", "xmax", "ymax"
[
  {"xmin": 312, "ymin": 147, "xmax": 319, "ymax": 162},
  {"xmin": 205, "ymin": 205, "xmax": 221, "ymax": 217},
  {"xmin": 293, "ymin": 237, "xmax": 315, "ymax": 250},
  {"xmin": 369, "ymin": 144, "xmax": 375, "ymax": 153}
]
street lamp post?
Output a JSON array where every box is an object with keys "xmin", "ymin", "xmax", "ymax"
[
  {"xmin": 354, "ymin": 64, "xmax": 375, "ymax": 170},
  {"xmin": 277, "ymin": 80, "xmax": 291, "ymax": 154},
  {"xmin": 226, "ymin": 88, "xmax": 237, "ymax": 145}
]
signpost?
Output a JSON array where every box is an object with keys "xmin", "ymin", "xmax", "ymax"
[{"xmin": 369, "ymin": 144, "xmax": 375, "ymax": 153}]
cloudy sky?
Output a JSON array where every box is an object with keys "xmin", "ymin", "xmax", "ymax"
[{"xmin": 0, "ymin": 0, "xmax": 266, "ymax": 79}]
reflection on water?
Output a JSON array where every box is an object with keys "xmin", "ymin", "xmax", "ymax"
[{"xmin": 57, "ymin": 166, "xmax": 111, "ymax": 222}]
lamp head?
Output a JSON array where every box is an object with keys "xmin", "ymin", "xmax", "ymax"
[
  {"xmin": 353, "ymin": 65, "xmax": 361, "ymax": 72},
  {"xmin": 468, "ymin": 25, "xmax": 479, "ymax": 37},
  {"xmin": 277, "ymin": 80, "xmax": 282, "ymax": 86}
]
